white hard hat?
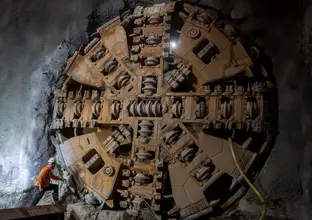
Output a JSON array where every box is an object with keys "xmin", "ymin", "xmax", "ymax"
[{"xmin": 48, "ymin": 157, "xmax": 56, "ymax": 164}]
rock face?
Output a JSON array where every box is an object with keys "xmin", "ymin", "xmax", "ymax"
[
  {"xmin": 66, "ymin": 203, "xmax": 129, "ymax": 220},
  {"xmin": 0, "ymin": 0, "xmax": 311, "ymax": 220}
]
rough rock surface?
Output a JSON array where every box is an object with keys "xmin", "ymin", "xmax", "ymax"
[
  {"xmin": 0, "ymin": 0, "xmax": 312, "ymax": 219},
  {"xmin": 66, "ymin": 203, "xmax": 129, "ymax": 220}
]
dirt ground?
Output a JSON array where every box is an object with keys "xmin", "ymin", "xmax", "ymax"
[{"xmin": 0, "ymin": 0, "xmax": 311, "ymax": 219}]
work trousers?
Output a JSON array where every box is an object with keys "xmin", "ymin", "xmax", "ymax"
[{"xmin": 31, "ymin": 184, "xmax": 59, "ymax": 206}]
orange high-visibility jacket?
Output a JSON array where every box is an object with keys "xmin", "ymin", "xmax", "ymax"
[{"xmin": 34, "ymin": 165, "xmax": 59, "ymax": 188}]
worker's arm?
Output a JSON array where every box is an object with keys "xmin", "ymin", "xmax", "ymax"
[{"xmin": 51, "ymin": 172, "xmax": 63, "ymax": 181}]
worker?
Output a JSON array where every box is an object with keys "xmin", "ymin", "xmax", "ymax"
[{"xmin": 31, "ymin": 157, "xmax": 64, "ymax": 206}]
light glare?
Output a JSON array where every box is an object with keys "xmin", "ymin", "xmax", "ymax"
[{"xmin": 170, "ymin": 41, "xmax": 177, "ymax": 49}]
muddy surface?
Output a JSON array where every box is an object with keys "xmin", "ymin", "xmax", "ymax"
[{"xmin": 0, "ymin": 0, "xmax": 311, "ymax": 219}]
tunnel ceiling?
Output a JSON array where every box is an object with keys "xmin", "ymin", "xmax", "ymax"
[{"xmin": 50, "ymin": 2, "xmax": 278, "ymax": 219}]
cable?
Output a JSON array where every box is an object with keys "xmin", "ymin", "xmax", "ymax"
[{"xmin": 228, "ymin": 138, "xmax": 266, "ymax": 220}]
